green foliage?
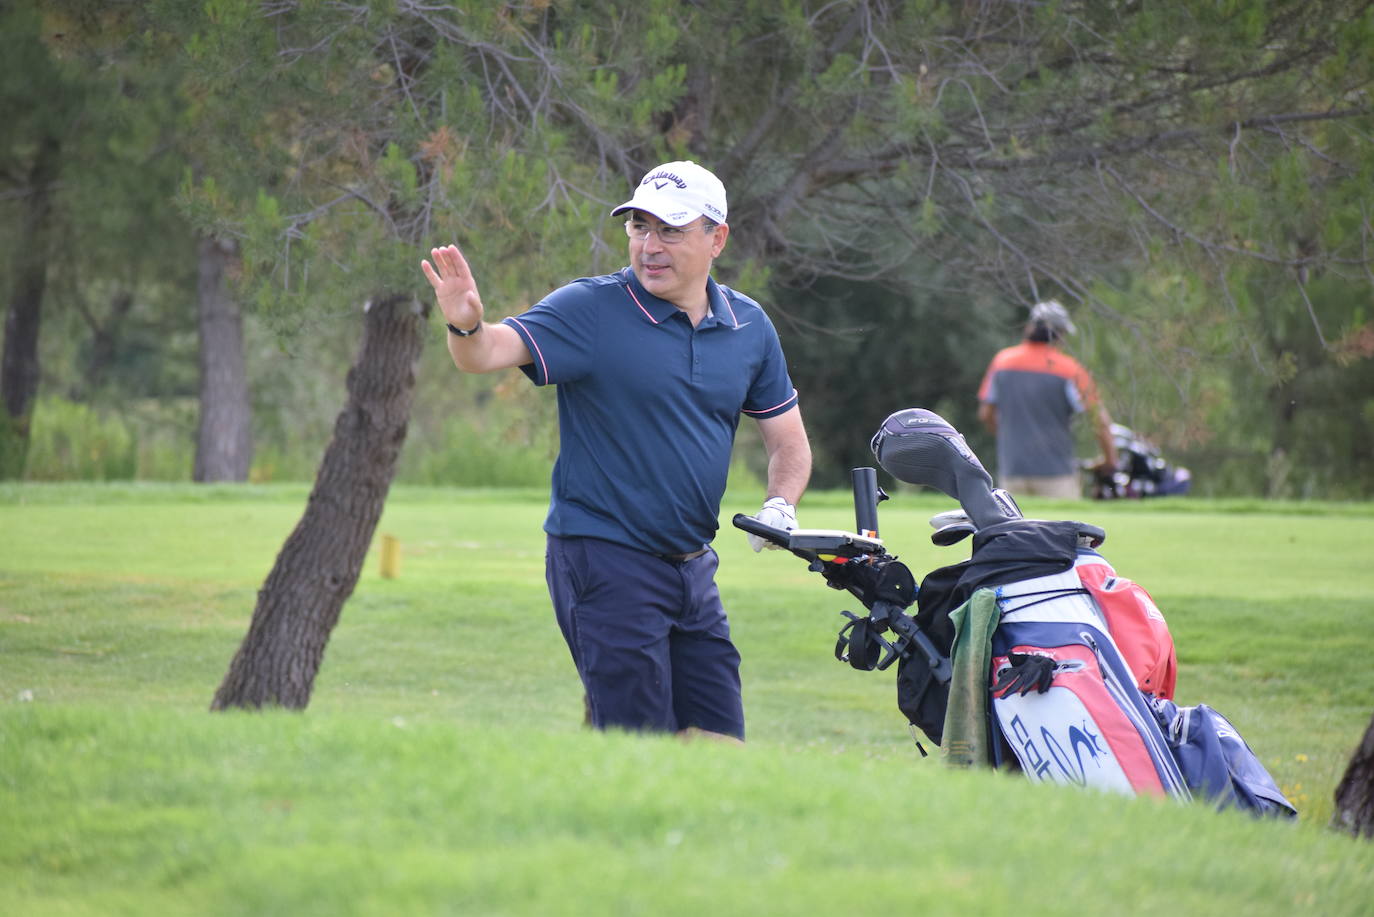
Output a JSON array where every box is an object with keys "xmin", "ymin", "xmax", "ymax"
[
  {"xmin": 8, "ymin": 0, "xmax": 1374, "ymax": 498},
  {"xmin": 18, "ymin": 396, "xmax": 197, "ymax": 482},
  {"xmin": 0, "ymin": 414, "xmax": 30, "ymax": 480},
  {"xmin": 1, "ymin": 0, "xmax": 204, "ymax": 485},
  {"xmin": 1078, "ymin": 238, "xmax": 1374, "ymax": 498},
  {"xmin": 23, "ymin": 397, "xmax": 138, "ymax": 480},
  {"xmin": 0, "ymin": 2, "xmax": 83, "ymax": 150},
  {"xmin": 378, "ymin": 142, "xmax": 419, "ymax": 208},
  {"xmin": 396, "ymin": 415, "xmax": 556, "ymax": 488},
  {"xmin": 768, "ymin": 256, "xmax": 1008, "ymax": 489}
]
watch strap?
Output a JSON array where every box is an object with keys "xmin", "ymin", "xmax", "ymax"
[{"xmin": 446, "ymin": 321, "xmax": 482, "ymax": 337}]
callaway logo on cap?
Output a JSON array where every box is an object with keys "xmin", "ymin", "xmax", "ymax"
[{"xmin": 611, "ymin": 160, "xmax": 728, "ymax": 226}]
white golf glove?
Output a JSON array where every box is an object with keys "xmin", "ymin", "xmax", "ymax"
[{"xmin": 748, "ymin": 497, "xmax": 797, "ymax": 552}]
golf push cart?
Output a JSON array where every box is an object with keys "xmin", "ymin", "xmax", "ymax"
[
  {"xmin": 1085, "ymin": 423, "xmax": 1193, "ymax": 500},
  {"xmin": 734, "ymin": 408, "xmax": 1294, "ymax": 816}
]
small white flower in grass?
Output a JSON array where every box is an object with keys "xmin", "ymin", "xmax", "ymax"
[{"xmin": 18, "ymin": 689, "xmax": 33, "ymax": 702}]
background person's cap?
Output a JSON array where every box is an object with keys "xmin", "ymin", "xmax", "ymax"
[
  {"xmin": 611, "ymin": 161, "xmax": 728, "ymax": 226},
  {"xmin": 1029, "ymin": 299, "xmax": 1076, "ymax": 335}
]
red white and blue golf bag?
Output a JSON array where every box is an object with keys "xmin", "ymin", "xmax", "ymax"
[
  {"xmin": 907, "ymin": 514, "xmax": 1192, "ymax": 801},
  {"xmin": 737, "ymin": 407, "xmax": 1294, "ymax": 817},
  {"xmin": 989, "ymin": 549, "xmax": 1187, "ymax": 798}
]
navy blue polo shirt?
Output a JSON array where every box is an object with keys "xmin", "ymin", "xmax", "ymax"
[{"xmin": 503, "ymin": 268, "xmax": 798, "ymax": 555}]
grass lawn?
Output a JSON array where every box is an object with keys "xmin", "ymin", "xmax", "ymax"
[{"xmin": 2, "ymin": 483, "xmax": 1372, "ymax": 915}]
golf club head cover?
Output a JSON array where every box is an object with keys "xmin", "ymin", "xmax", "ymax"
[
  {"xmin": 870, "ymin": 408, "xmax": 1015, "ymax": 531},
  {"xmin": 994, "ymin": 653, "xmax": 1056, "ymax": 696}
]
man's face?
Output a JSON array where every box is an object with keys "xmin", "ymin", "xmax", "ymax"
[{"xmin": 627, "ymin": 210, "xmax": 729, "ymax": 309}]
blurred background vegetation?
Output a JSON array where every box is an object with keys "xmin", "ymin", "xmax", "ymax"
[{"xmin": 4, "ymin": 0, "xmax": 1373, "ymax": 498}]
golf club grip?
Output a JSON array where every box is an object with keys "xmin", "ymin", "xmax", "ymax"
[{"xmin": 731, "ymin": 512, "xmax": 790, "ymax": 548}]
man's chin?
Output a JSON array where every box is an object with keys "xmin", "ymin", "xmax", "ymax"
[{"xmin": 639, "ymin": 272, "xmax": 675, "ymax": 295}]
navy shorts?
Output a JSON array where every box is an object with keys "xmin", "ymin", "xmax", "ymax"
[{"xmin": 545, "ymin": 535, "xmax": 745, "ymax": 740}]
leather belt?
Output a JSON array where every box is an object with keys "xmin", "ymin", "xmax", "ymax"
[{"xmin": 657, "ymin": 546, "xmax": 709, "ymax": 563}]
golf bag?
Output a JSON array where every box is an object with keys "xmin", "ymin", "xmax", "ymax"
[
  {"xmin": 987, "ymin": 557, "xmax": 1189, "ymax": 798},
  {"xmin": 736, "ymin": 407, "xmax": 1293, "ymax": 817},
  {"xmin": 1089, "ymin": 423, "xmax": 1192, "ymax": 499},
  {"xmin": 910, "ymin": 519, "xmax": 1189, "ymax": 800}
]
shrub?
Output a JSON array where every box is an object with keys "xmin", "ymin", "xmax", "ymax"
[
  {"xmin": 397, "ymin": 416, "xmax": 555, "ymax": 487},
  {"xmin": 24, "ymin": 396, "xmax": 138, "ymax": 480}
]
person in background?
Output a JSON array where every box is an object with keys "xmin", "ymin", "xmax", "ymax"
[
  {"xmin": 977, "ymin": 299, "xmax": 1117, "ymax": 499},
  {"xmin": 420, "ymin": 160, "xmax": 811, "ymax": 742}
]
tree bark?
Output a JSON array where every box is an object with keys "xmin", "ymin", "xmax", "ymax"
[
  {"xmin": 0, "ymin": 134, "xmax": 60, "ymax": 479},
  {"xmin": 1331, "ymin": 710, "xmax": 1374, "ymax": 839},
  {"xmin": 211, "ymin": 294, "xmax": 427, "ymax": 710},
  {"xmin": 193, "ymin": 236, "xmax": 254, "ymax": 482}
]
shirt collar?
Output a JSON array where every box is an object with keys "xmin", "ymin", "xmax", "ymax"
[{"xmin": 620, "ymin": 268, "xmax": 738, "ymax": 329}]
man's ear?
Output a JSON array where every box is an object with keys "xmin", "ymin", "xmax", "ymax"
[{"xmin": 710, "ymin": 222, "xmax": 730, "ymax": 258}]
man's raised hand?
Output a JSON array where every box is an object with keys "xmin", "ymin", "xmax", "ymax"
[{"xmin": 421, "ymin": 245, "xmax": 484, "ymax": 331}]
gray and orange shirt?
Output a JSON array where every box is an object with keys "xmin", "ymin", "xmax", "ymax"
[
  {"xmin": 503, "ymin": 267, "xmax": 798, "ymax": 555},
  {"xmin": 978, "ymin": 341, "xmax": 1102, "ymax": 478}
]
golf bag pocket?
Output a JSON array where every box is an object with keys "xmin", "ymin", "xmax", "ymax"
[
  {"xmin": 1149, "ymin": 698, "xmax": 1297, "ymax": 818},
  {"xmin": 991, "ymin": 643, "xmax": 1184, "ymax": 798},
  {"xmin": 1075, "ymin": 553, "xmax": 1178, "ymax": 699},
  {"xmin": 897, "ymin": 650, "xmax": 950, "ymax": 746}
]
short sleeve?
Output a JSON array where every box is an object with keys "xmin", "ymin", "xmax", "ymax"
[
  {"xmin": 502, "ymin": 281, "xmax": 602, "ymax": 386},
  {"xmin": 741, "ymin": 313, "xmax": 799, "ymax": 419},
  {"xmin": 978, "ymin": 362, "xmax": 999, "ymax": 404},
  {"xmin": 1072, "ymin": 363, "xmax": 1101, "ymax": 410}
]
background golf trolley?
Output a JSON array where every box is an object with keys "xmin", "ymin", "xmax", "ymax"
[{"xmin": 735, "ymin": 408, "xmax": 1294, "ymax": 817}]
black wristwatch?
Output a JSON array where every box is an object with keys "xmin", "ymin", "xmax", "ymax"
[{"xmin": 446, "ymin": 321, "xmax": 482, "ymax": 337}]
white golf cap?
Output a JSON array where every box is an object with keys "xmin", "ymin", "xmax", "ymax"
[
  {"xmin": 1029, "ymin": 299, "xmax": 1076, "ymax": 335},
  {"xmin": 611, "ymin": 160, "xmax": 728, "ymax": 226}
]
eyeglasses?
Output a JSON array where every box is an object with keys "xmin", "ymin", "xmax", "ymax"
[{"xmin": 624, "ymin": 219, "xmax": 715, "ymax": 245}]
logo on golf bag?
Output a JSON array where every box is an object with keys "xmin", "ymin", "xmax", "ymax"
[{"xmin": 1008, "ymin": 713, "xmax": 1111, "ymax": 786}]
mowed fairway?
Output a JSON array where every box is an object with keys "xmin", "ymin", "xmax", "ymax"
[{"xmin": 2, "ymin": 483, "xmax": 1373, "ymax": 915}]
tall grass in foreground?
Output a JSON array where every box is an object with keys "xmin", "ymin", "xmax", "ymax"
[
  {"xmin": 3, "ymin": 707, "xmax": 1373, "ymax": 917},
  {"xmin": 1, "ymin": 485, "xmax": 1372, "ymax": 914}
]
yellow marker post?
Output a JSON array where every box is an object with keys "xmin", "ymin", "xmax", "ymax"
[{"xmin": 380, "ymin": 534, "xmax": 401, "ymax": 579}]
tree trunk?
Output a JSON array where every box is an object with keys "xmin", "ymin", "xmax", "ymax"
[
  {"xmin": 193, "ymin": 236, "xmax": 254, "ymax": 482},
  {"xmin": 210, "ymin": 294, "xmax": 427, "ymax": 710},
  {"xmin": 1331, "ymin": 710, "xmax": 1374, "ymax": 839},
  {"xmin": 0, "ymin": 134, "xmax": 60, "ymax": 479}
]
